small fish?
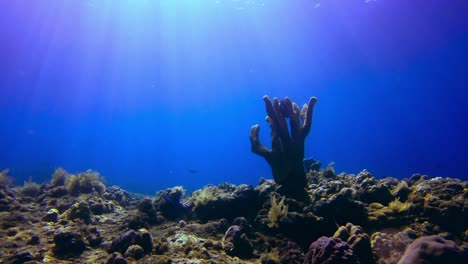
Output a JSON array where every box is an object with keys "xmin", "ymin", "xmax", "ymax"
[{"xmin": 187, "ymin": 168, "xmax": 199, "ymax": 174}]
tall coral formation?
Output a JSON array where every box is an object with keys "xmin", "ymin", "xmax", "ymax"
[{"xmin": 250, "ymin": 95, "xmax": 318, "ymax": 201}]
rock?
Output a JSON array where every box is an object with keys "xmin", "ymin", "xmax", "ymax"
[
  {"xmin": 49, "ymin": 186, "xmax": 68, "ymax": 198},
  {"xmin": 126, "ymin": 215, "xmax": 150, "ymax": 230},
  {"xmin": 56, "ymin": 201, "xmax": 72, "ymax": 214},
  {"xmin": 0, "ymin": 213, "xmax": 26, "ymax": 229},
  {"xmin": 136, "ymin": 197, "xmax": 160, "ymax": 225},
  {"xmin": 138, "ymin": 197, "xmax": 157, "ymax": 218},
  {"xmin": 410, "ymin": 178, "xmax": 468, "ymax": 233},
  {"xmin": 27, "ymin": 235, "xmax": 41, "ymax": 245},
  {"xmin": 124, "ymin": 244, "xmax": 144, "ymax": 260},
  {"xmin": 313, "ymin": 188, "xmax": 367, "ymax": 226},
  {"xmin": 108, "ymin": 230, "xmax": 141, "ymax": 254},
  {"xmin": 85, "ymin": 227, "xmax": 102, "ymax": 248},
  {"xmin": 178, "ymin": 220, "xmax": 187, "ymax": 228},
  {"xmin": 358, "ymin": 183, "xmax": 394, "ymax": 205},
  {"xmin": 276, "ymin": 240, "xmax": 304, "ymax": 264},
  {"xmin": 108, "ymin": 229, "xmax": 152, "ymax": 255},
  {"xmin": 139, "ymin": 230, "xmax": 153, "ymax": 254},
  {"xmin": 154, "ymin": 238, "xmax": 170, "ymax": 254},
  {"xmin": 191, "ymin": 183, "xmax": 259, "ymax": 221},
  {"xmin": 7, "ymin": 251, "xmax": 34, "ymax": 264},
  {"xmin": 304, "ymin": 236, "xmax": 359, "ymax": 264},
  {"xmin": 6, "ymin": 228, "xmax": 18, "ymax": 236},
  {"xmin": 223, "ymin": 225, "xmax": 254, "ymax": 259},
  {"xmin": 232, "ymin": 217, "xmax": 253, "ymax": 235},
  {"xmin": 53, "ymin": 232, "xmax": 86, "ymax": 259},
  {"xmin": 42, "ymin": 208, "xmax": 59, "ymax": 222},
  {"xmin": 103, "ymin": 186, "xmax": 130, "ymax": 205},
  {"xmin": 0, "ymin": 187, "xmax": 16, "ymax": 212},
  {"xmin": 354, "ymin": 171, "xmax": 396, "ymax": 205},
  {"xmin": 153, "ymin": 186, "xmax": 191, "ymax": 220},
  {"xmin": 68, "ymin": 201, "xmax": 92, "ymax": 224},
  {"xmin": 106, "ymin": 252, "xmax": 128, "ymax": 264},
  {"xmin": 398, "ymin": 235, "xmax": 468, "ymax": 264},
  {"xmin": 89, "ymin": 199, "xmax": 114, "ymax": 215},
  {"xmin": 371, "ymin": 230, "xmax": 413, "ymax": 264}
]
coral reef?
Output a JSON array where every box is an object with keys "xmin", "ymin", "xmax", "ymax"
[
  {"xmin": 250, "ymin": 96, "xmax": 318, "ymax": 201},
  {"xmin": 0, "ymin": 166, "xmax": 466, "ymax": 263}
]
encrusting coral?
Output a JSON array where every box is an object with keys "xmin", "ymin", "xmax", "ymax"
[{"xmin": 250, "ymin": 95, "xmax": 318, "ymax": 201}]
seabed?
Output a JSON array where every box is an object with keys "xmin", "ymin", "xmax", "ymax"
[{"xmin": 0, "ymin": 166, "xmax": 467, "ymax": 264}]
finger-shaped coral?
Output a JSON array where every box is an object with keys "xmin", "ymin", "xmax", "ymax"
[
  {"xmin": 249, "ymin": 124, "xmax": 270, "ymax": 158},
  {"xmin": 250, "ymin": 95, "xmax": 318, "ymax": 201}
]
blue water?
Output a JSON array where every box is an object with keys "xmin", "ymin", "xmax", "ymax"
[{"xmin": 0, "ymin": 0, "xmax": 467, "ymax": 194}]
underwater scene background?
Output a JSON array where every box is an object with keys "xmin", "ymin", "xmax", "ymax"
[
  {"xmin": 1, "ymin": 1, "xmax": 468, "ymax": 264},
  {"xmin": 1, "ymin": 0, "xmax": 467, "ymax": 194}
]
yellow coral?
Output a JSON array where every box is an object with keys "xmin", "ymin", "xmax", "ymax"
[
  {"xmin": 388, "ymin": 198, "xmax": 412, "ymax": 213},
  {"xmin": 268, "ymin": 195, "xmax": 288, "ymax": 228},
  {"xmin": 193, "ymin": 188, "xmax": 217, "ymax": 207}
]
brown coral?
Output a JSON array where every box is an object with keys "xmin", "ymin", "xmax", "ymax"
[{"xmin": 250, "ymin": 96, "xmax": 318, "ymax": 201}]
